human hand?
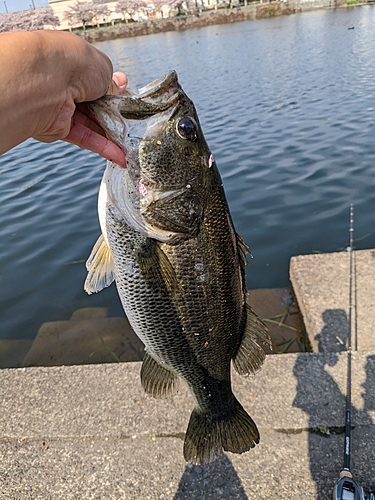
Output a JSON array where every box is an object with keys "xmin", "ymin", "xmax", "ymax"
[
  {"xmin": 63, "ymin": 72, "xmax": 128, "ymax": 168},
  {"xmin": 28, "ymin": 32, "xmax": 127, "ymax": 167}
]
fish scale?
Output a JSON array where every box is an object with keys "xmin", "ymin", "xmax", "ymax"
[
  {"xmin": 160, "ymin": 196, "xmax": 243, "ymax": 378},
  {"xmin": 85, "ymin": 70, "xmax": 271, "ymax": 464}
]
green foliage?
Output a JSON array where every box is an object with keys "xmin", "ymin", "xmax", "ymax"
[{"xmin": 100, "ymin": 337, "xmax": 122, "ymax": 362}]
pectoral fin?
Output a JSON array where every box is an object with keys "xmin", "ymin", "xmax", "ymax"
[
  {"xmin": 232, "ymin": 304, "xmax": 272, "ymax": 375},
  {"xmin": 136, "ymin": 241, "xmax": 178, "ymax": 293},
  {"xmin": 140, "ymin": 352, "xmax": 179, "ymax": 398},
  {"xmin": 84, "ymin": 234, "xmax": 115, "ymax": 294}
]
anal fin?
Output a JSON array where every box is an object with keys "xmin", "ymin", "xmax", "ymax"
[
  {"xmin": 232, "ymin": 304, "xmax": 272, "ymax": 376},
  {"xmin": 140, "ymin": 352, "xmax": 178, "ymax": 398}
]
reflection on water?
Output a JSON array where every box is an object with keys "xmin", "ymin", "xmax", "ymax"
[{"xmin": 1, "ymin": 7, "xmax": 375, "ymax": 349}]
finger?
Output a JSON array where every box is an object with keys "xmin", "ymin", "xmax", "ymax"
[
  {"xmin": 106, "ymin": 72, "xmax": 128, "ymax": 95},
  {"xmin": 65, "ymin": 122, "xmax": 126, "ymax": 168},
  {"xmin": 112, "ymin": 72, "xmax": 128, "ymax": 93},
  {"xmin": 74, "ymin": 44, "xmax": 114, "ymax": 102},
  {"xmin": 73, "ymin": 107, "xmax": 105, "ymax": 137}
]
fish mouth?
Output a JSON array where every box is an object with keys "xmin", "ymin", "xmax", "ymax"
[
  {"xmin": 87, "ymin": 70, "xmax": 182, "ymax": 147},
  {"xmin": 118, "ymin": 70, "xmax": 182, "ymax": 119},
  {"xmin": 123, "ymin": 70, "xmax": 180, "ymax": 100}
]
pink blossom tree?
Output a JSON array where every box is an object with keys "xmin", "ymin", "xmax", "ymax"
[
  {"xmin": 151, "ymin": 0, "xmax": 168, "ymax": 17},
  {"xmin": 0, "ymin": 7, "xmax": 59, "ymax": 32},
  {"xmin": 115, "ymin": 0, "xmax": 146, "ymax": 21},
  {"xmin": 91, "ymin": 3, "xmax": 111, "ymax": 26},
  {"xmin": 64, "ymin": 0, "xmax": 106, "ymax": 29}
]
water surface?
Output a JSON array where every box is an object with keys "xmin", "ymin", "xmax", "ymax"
[{"xmin": 1, "ymin": 6, "xmax": 375, "ymax": 343}]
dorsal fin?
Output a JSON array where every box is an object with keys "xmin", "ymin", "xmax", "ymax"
[
  {"xmin": 84, "ymin": 234, "xmax": 115, "ymax": 295},
  {"xmin": 236, "ymin": 233, "xmax": 251, "ymax": 296}
]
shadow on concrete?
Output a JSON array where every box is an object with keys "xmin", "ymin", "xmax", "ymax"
[
  {"xmin": 314, "ymin": 309, "xmax": 349, "ymax": 354},
  {"xmin": 173, "ymin": 453, "xmax": 248, "ymax": 500},
  {"xmin": 293, "ymin": 309, "xmax": 375, "ymax": 499},
  {"xmin": 363, "ymin": 355, "xmax": 375, "ymax": 413}
]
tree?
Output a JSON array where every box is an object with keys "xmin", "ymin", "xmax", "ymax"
[
  {"xmin": 0, "ymin": 14, "xmax": 12, "ymax": 33},
  {"xmin": 27, "ymin": 7, "xmax": 60, "ymax": 29},
  {"xmin": 91, "ymin": 3, "xmax": 111, "ymax": 26},
  {"xmin": 151, "ymin": 0, "xmax": 167, "ymax": 17},
  {"xmin": 168, "ymin": 0, "xmax": 187, "ymax": 16},
  {"xmin": 115, "ymin": 0, "xmax": 146, "ymax": 22},
  {"xmin": 64, "ymin": 1, "xmax": 99, "ymax": 30},
  {"xmin": 0, "ymin": 7, "xmax": 59, "ymax": 32},
  {"xmin": 158, "ymin": 0, "xmax": 190, "ymax": 16}
]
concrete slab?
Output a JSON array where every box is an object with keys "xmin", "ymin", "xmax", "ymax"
[
  {"xmin": 2, "ymin": 427, "xmax": 375, "ymax": 500},
  {"xmin": 2, "ymin": 249, "xmax": 375, "ymax": 498},
  {"xmin": 1, "ymin": 352, "xmax": 374, "ymax": 499},
  {"xmin": 1, "ymin": 354, "xmax": 375, "ymax": 438},
  {"xmin": 21, "ymin": 308, "xmax": 144, "ymax": 367},
  {"xmin": 0, "ymin": 289, "xmax": 307, "ymax": 371},
  {"xmin": 247, "ymin": 288, "xmax": 308, "ymax": 354},
  {"xmin": 290, "ymin": 249, "xmax": 375, "ymax": 352}
]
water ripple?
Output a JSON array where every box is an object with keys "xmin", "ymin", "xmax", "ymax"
[{"xmin": 1, "ymin": 6, "xmax": 375, "ymax": 342}]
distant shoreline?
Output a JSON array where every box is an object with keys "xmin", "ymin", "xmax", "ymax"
[{"xmin": 74, "ymin": 0, "xmax": 365, "ymax": 44}]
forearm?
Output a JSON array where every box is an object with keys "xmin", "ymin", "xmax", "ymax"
[{"xmin": 0, "ymin": 31, "xmax": 112, "ymax": 154}]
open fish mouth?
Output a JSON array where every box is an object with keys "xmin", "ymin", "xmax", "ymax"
[
  {"xmin": 87, "ymin": 70, "xmax": 183, "ymax": 147},
  {"xmin": 122, "ymin": 70, "xmax": 180, "ymax": 100},
  {"xmin": 118, "ymin": 71, "xmax": 182, "ymax": 119},
  {"xmin": 87, "ymin": 70, "xmax": 201, "ymax": 242}
]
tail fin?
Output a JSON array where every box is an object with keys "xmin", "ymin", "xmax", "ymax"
[{"xmin": 183, "ymin": 398, "xmax": 259, "ymax": 465}]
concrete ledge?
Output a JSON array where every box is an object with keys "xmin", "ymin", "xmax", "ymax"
[
  {"xmin": 3, "ymin": 428, "xmax": 375, "ymax": 499},
  {"xmin": 290, "ymin": 249, "xmax": 375, "ymax": 352},
  {"xmin": 1, "ymin": 353, "xmax": 375, "ymax": 498},
  {"xmin": 1, "ymin": 354, "xmax": 375, "ymax": 438},
  {"xmin": 2, "ymin": 248, "xmax": 375, "ymax": 498}
]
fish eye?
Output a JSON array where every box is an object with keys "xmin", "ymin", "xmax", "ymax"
[{"xmin": 176, "ymin": 117, "xmax": 197, "ymax": 141}]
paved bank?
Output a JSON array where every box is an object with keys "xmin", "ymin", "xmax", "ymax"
[
  {"xmin": 290, "ymin": 249, "xmax": 375, "ymax": 352},
  {"xmin": 1, "ymin": 248, "xmax": 375, "ymax": 499},
  {"xmin": 1, "ymin": 352, "xmax": 375, "ymax": 499}
]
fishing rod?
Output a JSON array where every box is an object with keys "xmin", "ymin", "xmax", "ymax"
[{"xmin": 332, "ymin": 205, "xmax": 375, "ymax": 500}]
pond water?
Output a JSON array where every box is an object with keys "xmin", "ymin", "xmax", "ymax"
[{"xmin": 1, "ymin": 6, "xmax": 375, "ymax": 346}]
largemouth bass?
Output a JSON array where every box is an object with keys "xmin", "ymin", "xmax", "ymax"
[{"xmin": 85, "ymin": 71, "xmax": 271, "ymax": 464}]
